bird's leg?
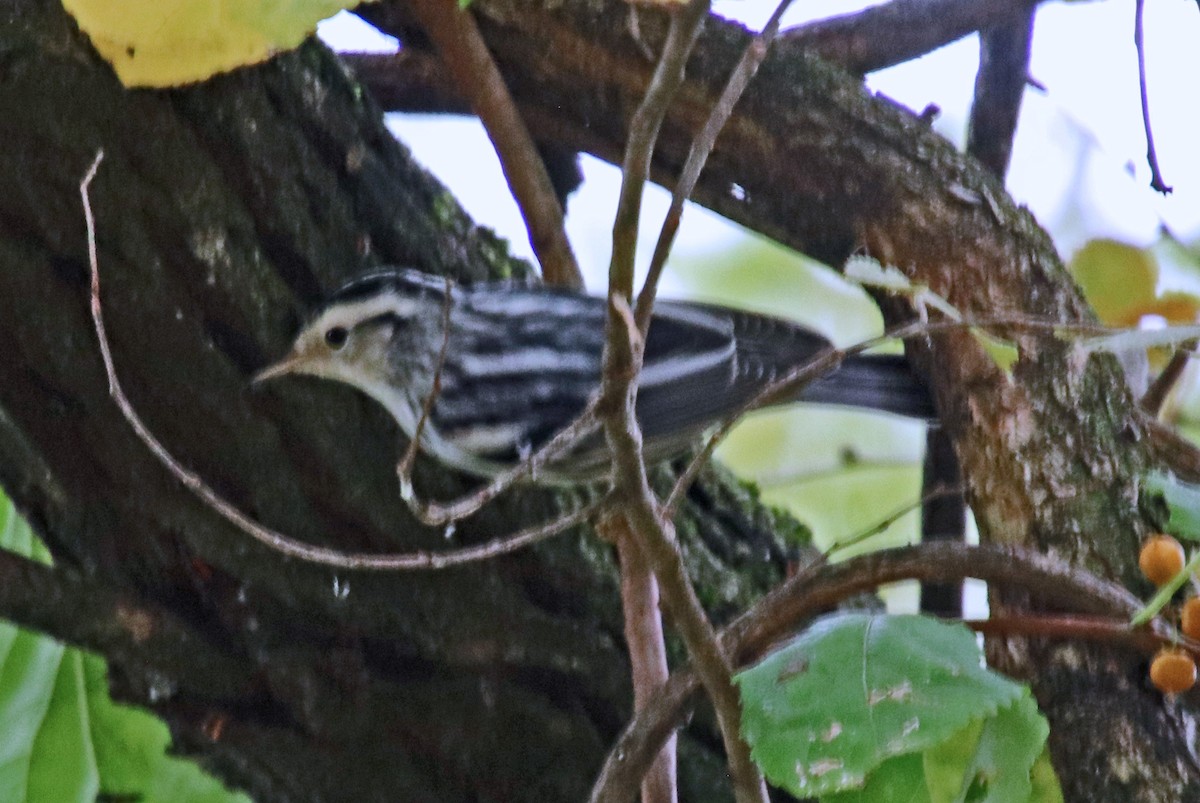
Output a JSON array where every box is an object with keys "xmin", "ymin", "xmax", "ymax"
[{"xmin": 398, "ymin": 397, "xmax": 603, "ymax": 528}]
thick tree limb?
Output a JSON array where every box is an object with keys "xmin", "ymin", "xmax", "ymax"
[
  {"xmin": 778, "ymin": 0, "xmax": 1041, "ymax": 76},
  {"xmin": 361, "ymin": 0, "xmax": 1200, "ymax": 796}
]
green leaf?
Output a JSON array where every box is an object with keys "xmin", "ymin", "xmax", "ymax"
[
  {"xmin": 970, "ymin": 330, "xmax": 1019, "ymax": 376},
  {"xmin": 736, "ymin": 613, "xmax": 1026, "ymax": 797},
  {"xmin": 26, "ymin": 651, "xmax": 99, "ymax": 803},
  {"xmin": 0, "ymin": 623, "xmax": 69, "ymax": 800},
  {"xmin": 922, "ymin": 717, "xmax": 984, "ymax": 802},
  {"xmin": 1142, "ymin": 471, "xmax": 1200, "ymax": 541},
  {"xmin": 85, "ymin": 654, "xmax": 250, "ymax": 803},
  {"xmin": 925, "ymin": 692, "xmax": 1050, "ymax": 803},
  {"xmin": 0, "ymin": 494, "xmax": 246, "ymax": 802},
  {"xmin": 1029, "ymin": 746, "xmax": 1065, "ymax": 803},
  {"xmin": 823, "ymin": 752, "xmax": 931, "ymax": 803}
]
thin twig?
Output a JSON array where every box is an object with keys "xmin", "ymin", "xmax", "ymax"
[
  {"xmin": 661, "ymin": 310, "xmax": 1141, "ymax": 519},
  {"xmin": 82, "ymin": 151, "xmax": 593, "ymax": 571},
  {"xmin": 604, "ymin": 298, "xmax": 676, "ymax": 803},
  {"xmin": 1142, "ymin": 341, "xmax": 1196, "ymax": 416},
  {"xmin": 966, "ymin": 614, "xmax": 1171, "ymax": 654},
  {"xmin": 663, "ymin": 321, "xmax": 922, "ymax": 518},
  {"xmin": 600, "ymin": 513, "xmax": 677, "ymax": 803},
  {"xmin": 400, "ymin": 398, "xmax": 602, "ymax": 526},
  {"xmin": 1134, "ymin": 0, "xmax": 1172, "ymax": 195},
  {"xmin": 406, "ymin": 0, "xmax": 583, "ymax": 286},
  {"xmin": 828, "ymin": 483, "xmax": 964, "ymax": 557},
  {"xmin": 634, "ymin": 0, "xmax": 796, "ymax": 334},
  {"xmin": 396, "ymin": 275, "xmax": 454, "ymax": 516},
  {"xmin": 600, "ymin": 0, "xmax": 769, "ymax": 799}
]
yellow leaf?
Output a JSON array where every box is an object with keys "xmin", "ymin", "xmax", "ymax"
[
  {"xmin": 1145, "ymin": 293, "xmax": 1200, "ymax": 325},
  {"xmin": 1068, "ymin": 239, "xmax": 1159, "ymax": 326},
  {"xmin": 61, "ymin": 0, "xmax": 372, "ymax": 87}
]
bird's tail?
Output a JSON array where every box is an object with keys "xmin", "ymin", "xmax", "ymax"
[{"xmin": 796, "ymin": 353, "xmax": 936, "ymax": 420}]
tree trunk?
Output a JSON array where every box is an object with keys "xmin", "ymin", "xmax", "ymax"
[
  {"xmin": 0, "ymin": 1, "xmax": 791, "ymax": 799},
  {"xmin": 1, "ymin": 0, "xmax": 1198, "ymax": 800}
]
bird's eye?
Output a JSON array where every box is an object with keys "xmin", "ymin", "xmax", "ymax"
[{"xmin": 324, "ymin": 326, "xmax": 349, "ymax": 349}]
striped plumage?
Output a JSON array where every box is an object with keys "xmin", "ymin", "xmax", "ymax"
[{"xmin": 256, "ymin": 269, "xmax": 933, "ymax": 482}]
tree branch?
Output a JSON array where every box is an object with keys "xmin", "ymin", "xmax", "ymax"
[
  {"xmin": 405, "ymin": 0, "xmax": 583, "ymax": 285},
  {"xmin": 599, "ymin": 3, "xmax": 769, "ymax": 799},
  {"xmin": 779, "ymin": 0, "xmax": 1041, "ymax": 75},
  {"xmin": 966, "ymin": 5, "xmax": 1036, "ymax": 179}
]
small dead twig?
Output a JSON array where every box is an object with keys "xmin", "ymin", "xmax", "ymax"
[
  {"xmin": 633, "ymin": 0, "xmax": 796, "ymax": 334},
  {"xmin": 82, "ymin": 150, "xmax": 592, "ymax": 572},
  {"xmin": 1135, "ymin": 0, "xmax": 1172, "ymax": 195}
]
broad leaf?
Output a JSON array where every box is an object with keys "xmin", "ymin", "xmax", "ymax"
[
  {"xmin": 736, "ymin": 613, "xmax": 1026, "ymax": 797},
  {"xmin": 0, "ymin": 495, "xmax": 246, "ymax": 801}
]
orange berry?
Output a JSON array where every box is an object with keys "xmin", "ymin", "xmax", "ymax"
[
  {"xmin": 1150, "ymin": 648, "xmax": 1197, "ymax": 694},
  {"xmin": 1183, "ymin": 598, "xmax": 1200, "ymax": 642},
  {"xmin": 1139, "ymin": 534, "xmax": 1186, "ymax": 586}
]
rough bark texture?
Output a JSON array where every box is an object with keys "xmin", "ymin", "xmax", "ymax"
[
  {"xmin": 3, "ymin": 0, "xmax": 1200, "ymax": 800},
  {"xmin": 361, "ymin": 2, "xmax": 1200, "ymax": 797},
  {"xmin": 0, "ymin": 1, "xmax": 794, "ymax": 800}
]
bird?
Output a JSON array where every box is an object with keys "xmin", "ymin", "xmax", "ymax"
[{"xmin": 255, "ymin": 268, "xmax": 933, "ymax": 483}]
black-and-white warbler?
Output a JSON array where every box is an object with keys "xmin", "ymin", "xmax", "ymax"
[{"xmin": 256, "ymin": 269, "xmax": 933, "ymax": 482}]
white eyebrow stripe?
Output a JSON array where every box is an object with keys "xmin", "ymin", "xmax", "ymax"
[{"xmin": 312, "ymin": 291, "xmax": 423, "ymax": 331}]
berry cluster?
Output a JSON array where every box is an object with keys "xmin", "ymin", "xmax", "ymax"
[{"xmin": 1139, "ymin": 534, "xmax": 1199, "ymax": 694}]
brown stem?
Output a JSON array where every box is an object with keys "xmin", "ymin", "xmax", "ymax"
[
  {"xmin": 1142, "ymin": 341, "xmax": 1195, "ymax": 416},
  {"xmin": 1134, "ymin": 0, "xmax": 1172, "ymax": 195},
  {"xmin": 599, "ymin": 2, "xmax": 766, "ymax": 799},
  {"xmin": 404, "ymin": 0, "xmax": 584, "ymax": 286},
  {"xmin": 602, "ymin": 515, "xmax": 677, "ymax": 803}
]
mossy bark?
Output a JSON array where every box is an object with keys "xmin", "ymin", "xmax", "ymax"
[{"xmin": 0, "ymin": 1, "xmax": 789, "ymax": 800}]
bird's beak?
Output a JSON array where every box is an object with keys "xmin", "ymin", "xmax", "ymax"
[{"xmin": 253, "ymin": 351, "xmax": 307, "ymax": 385}]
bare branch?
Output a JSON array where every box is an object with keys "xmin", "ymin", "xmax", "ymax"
[
  {"xmin": 780, "ymin": 0, "xmax": 1040, "ymax": 75},
  {"xmin": 634, "ymin": 0, "xmax": 796, "ymax": 333},
  {"xmin": 966, "ymin": 5, "xmax": 1035, "ymax": 179},
  {"xmin": 1134, "ymin": 0, "xmax": 1172, "ymax": 194},
  {"xmin": 1143, "ymin": 342, "xmax": 1197, "ymax": 416},
  {"xmin": 405, "ymin": 0, "xmax": 584, "ymax": 286},
  {"xmin": 84, "ymin": 152, "xmax": 594, "ymax": 571},
  {"xmin": 599, "ymin": 1, "xmax": 767, "ymax": 799},
  {"xmin": 599, "ymin": 513, "xmax": 677, "ymax": 803}
]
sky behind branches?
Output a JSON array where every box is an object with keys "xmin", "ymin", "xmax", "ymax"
[{"xmin": 320, "ymin": 0, "xmax": 1200, "ymax": 294}]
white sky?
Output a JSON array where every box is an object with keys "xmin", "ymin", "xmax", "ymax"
[{"xmin": 319, "ymin": 0, "xmax": 1200, "ymax": 291}]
